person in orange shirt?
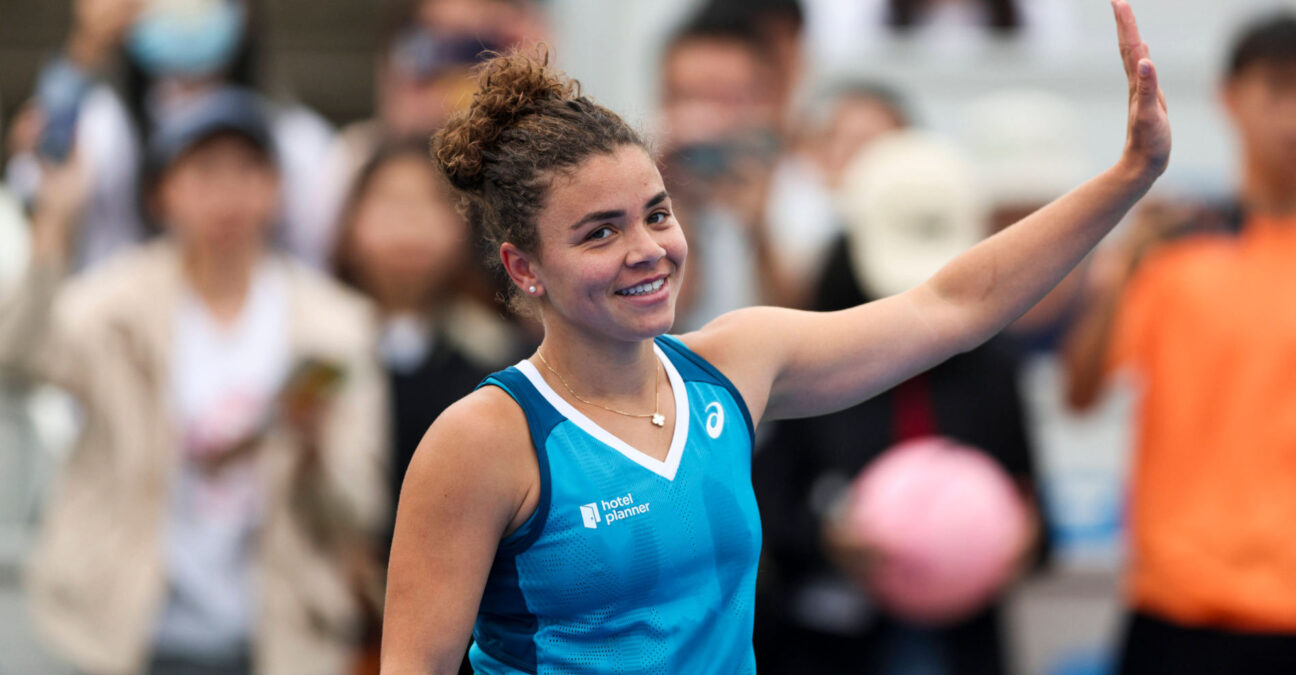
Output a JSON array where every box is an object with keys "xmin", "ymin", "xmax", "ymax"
[{"xmin": 1065, "ymin": 13, "xmax": 1296, "ymax": 675}]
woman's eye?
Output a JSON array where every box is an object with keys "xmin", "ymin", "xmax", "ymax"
[
  {"xmin": 647, "ymin": 210, "xmax": 670, "ymax": 225},
  {"xmin": 586, "ymin": 226, "xmax": 614, "ymax": 241}
]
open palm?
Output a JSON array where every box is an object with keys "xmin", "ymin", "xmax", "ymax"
[{"xmin": 1114, "ymin": 0, "xmax": 1171, "ymax": 177}]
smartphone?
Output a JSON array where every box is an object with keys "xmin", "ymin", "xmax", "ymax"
[
  {"xmin": 34, "ymin": 60, "xmax": 94, "ymax": 164},
  {"xmin": 671, "ymin": 142, "xmax": 736, "ymax": 180},
  {"xmin": 669, "ymin": 130, "xmax": 782, "ymax": 181},
  {"xmin": 280, "ymin": 356, "xmax": 347, "ymax": 404}
]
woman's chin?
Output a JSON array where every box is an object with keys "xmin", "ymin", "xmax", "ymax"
[{"xmin": 614, "ymin": 309, "xmax": 677, "ymax": 343}]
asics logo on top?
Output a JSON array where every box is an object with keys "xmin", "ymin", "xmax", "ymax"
[
  {"xmin": 580, "ymin": 493, "xmax": 651, "ymax": 529},
  {"xmin": 705, "ymin": 402, "xmax": 725, "ymax": 439}
]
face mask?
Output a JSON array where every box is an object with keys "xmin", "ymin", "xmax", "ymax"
[{"xmin": 128, "ymin": 0, "xmax": 246, "ymax": 78}]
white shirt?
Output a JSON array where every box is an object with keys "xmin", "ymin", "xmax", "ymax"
[{"xmin": 154, "ymin": 260, "xmax": 290, "ymax": 658}]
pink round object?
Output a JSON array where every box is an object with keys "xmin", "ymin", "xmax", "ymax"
[{"xmin": 848, "ymin": 436, "xmax": 1029, "ymax": 624}]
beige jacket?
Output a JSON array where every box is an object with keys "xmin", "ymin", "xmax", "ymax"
[{"xmin": 0, "ymin": 241, "xmax": 389, "ymax": 675}]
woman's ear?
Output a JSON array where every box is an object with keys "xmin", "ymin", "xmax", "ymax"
[{"xmin": 500, "ymin": 242, "xmax": 543, "ymax": 297}]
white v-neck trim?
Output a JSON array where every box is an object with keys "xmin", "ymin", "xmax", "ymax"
[{"xmin": 516, "ymin": 343, "xmax": 690, "ymax": 481}]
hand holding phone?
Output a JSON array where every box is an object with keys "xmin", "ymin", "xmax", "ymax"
[
  {"xmin": 194, "ymin": 357, "xmax": 346, "ymax": 474},
  {"xmin": 277, "ymin": 356, "xmax": 347, "ymax": 448}
]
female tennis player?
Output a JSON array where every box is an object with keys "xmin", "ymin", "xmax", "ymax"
[{"xmin": 382, "ymin": 2, "xmax": 1168, "ymax": 672}]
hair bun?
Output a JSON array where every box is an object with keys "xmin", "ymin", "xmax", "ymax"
[{"xmin": 435, "ymin": 48, "xmax": 578, "ymax": 190}]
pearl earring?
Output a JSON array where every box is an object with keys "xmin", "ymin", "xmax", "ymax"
[{"xmin": 529, "ymin": 285, "xmax": 537, "ymax": 294}]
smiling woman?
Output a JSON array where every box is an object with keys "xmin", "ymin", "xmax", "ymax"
[
  {"xmin": 433, "ymin": 53, "xmax": 647, "ymax": 316},
  {"xmin": 382, "ymin": 3, "xmax": 1171, "ymax": 670},
  {"xmin": 500, "ymin": 146, "xmax": 686, "ymax": 345}
]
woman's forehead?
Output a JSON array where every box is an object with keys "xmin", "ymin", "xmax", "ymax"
[{"xmin": 544, "ymin": 147, "xmax": 666, "ymax": 220}]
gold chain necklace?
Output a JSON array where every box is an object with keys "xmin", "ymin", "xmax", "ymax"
[{"xmin": 535, "ymin": 350, "xmax": 665, "ymax": 427}]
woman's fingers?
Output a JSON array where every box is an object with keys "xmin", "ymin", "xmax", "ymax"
[
  {"xmin": 1113, "ymin": 0, "xmax": 1149, "ymax": 83},
  {"xmin": 1136, "ymin": 59, "xmax": 1159, "ymax": 109},
  {"xmin": 1114, "ymin": 0, "xmax": 1145, "ymax": 71},
  {"xmin": 1115, "ymin": 0, "xmax": 1161, "ymax": 116},
  {"xmin": 1132, "ymin": 57, "xmax": 1164, "ymax": 136},
  {"xmin": 1113, "ymin": 0, "xmax": 1171, "ymax": 176}
]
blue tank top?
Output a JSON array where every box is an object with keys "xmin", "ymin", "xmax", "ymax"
[{"xmin": 467, "ymin": 335, "xmax": 761, "ymax": 674}]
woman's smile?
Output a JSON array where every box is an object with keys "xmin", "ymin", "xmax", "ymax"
[{"xmin": 614, "ymin": 274, "xmax": 669, "ymax": 300}]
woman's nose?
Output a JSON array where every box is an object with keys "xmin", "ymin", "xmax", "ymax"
[{"xmin": 625, "ymin": 222, "xmax": 667, "ymax": 267}]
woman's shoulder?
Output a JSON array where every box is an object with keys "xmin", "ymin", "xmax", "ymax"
[
  {"xmin": 676, "ymin": 306, "xmax": 796, "ymax": 374},
  {"xmin": 397, "ymin": 384, "xmax": 539, "ymax": 548},
  {"xmin": 674, "ymin": 306, "xmax": 811, "ymax": 425},
  {"xmin": 440, "ymin": 383, "xmax": 528, "ymax": 429},
  {"xmin": 412, "ymin": 384, "xmax": 532, "ymax": 470}
]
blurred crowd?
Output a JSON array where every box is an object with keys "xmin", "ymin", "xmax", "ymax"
[{"xmin": 1, "ymin": 0, "xmax": 1294, "ymax": 674}]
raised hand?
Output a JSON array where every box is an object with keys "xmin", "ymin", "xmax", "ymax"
[{"xmin": 1114, "ymin": 0, "xmax": 1171, "ymax": 179}]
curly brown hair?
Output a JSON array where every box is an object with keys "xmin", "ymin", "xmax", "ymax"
[{"xmin": 432, "ymin": 47, "xmax": 646, "ymax": 309}]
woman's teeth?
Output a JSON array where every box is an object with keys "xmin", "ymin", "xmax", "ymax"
[{"xmin": 617, "ymin": 278, "xmax": 665, "ymax": 296}]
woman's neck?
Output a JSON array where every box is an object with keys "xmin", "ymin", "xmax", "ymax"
[
  {"xmin": 535, "ymin": 324, "xmax": 659, "ymax": 403},
  {"xmin": 182, "ymin": 244, "xmax": 261, "ymax": 326}
]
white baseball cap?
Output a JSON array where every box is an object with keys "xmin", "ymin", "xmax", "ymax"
[{"xmin": 837, "ymin": 130, "xmax": 987, "ymax": 299}]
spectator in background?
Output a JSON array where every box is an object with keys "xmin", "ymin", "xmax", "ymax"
[
  {"xmin": 331, "ymin": 139, "xmax": 520, "ymax": 543},
  {"xmin": 316, "ymin": 3, "xmax": 496, "ymax": 248},
  {"xmin": 331, "ymin": 138, "xmax": 505, "ymax": 675},
  {"xmin": 0, "ymin": 88, "xmax": 386, "ymax": 675},
  {"xmin": 316, "ymin": 0, "xmax": 551, "ymax": 261},
  {"xmin": 754, "ymin": 131, "xmax": 1043, "ymax": 675},
  {"xmin": 5, "ymin": 0, "xmax": 335, "ymax": 270},
  {"xmin": 764, "ymin": 81, "xmax": 910, "ymax": 310},
  {"xmin": 661, "ymin": 4, "xmax": 913, "ymax": 318},
  {"xmin": 696, "ymin": 0, "xmax": 806, "ymax": 136},
  {"xmin": 1064, "ymin": 13, "xmax": 1296, "ymax": 675},
  {"xmin": 657, "ymin": 9, "xmax": 803, "ymax": 327},
  {"xmin": 415, "ymin": 0, "xmax": 551, "ymax": 53},
  {"xmin": 811, "ymin": 83, "xmax": 910, "ymax": 194}
]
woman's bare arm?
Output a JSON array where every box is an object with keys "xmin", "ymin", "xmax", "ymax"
[
  {"xmin": 686, "ymin": 0, "xmax": 1170, "ymax": 424},
  {"xmin": 381, "ymin": 387, "xmax": 539, "ymax": 674}
]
